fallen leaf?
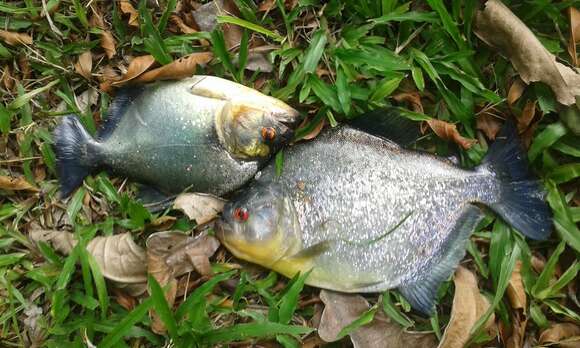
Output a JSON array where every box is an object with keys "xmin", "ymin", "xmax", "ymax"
[
  {"xmin": 113, "ymin": 288, "xmax": 137, "ymax": 311},
  {"xmin": 438, "ymin": 267, "xmax": 496, "ymax": 348},
  {"xmin": 475, "ymin": 0, "xmax": 580, "ymax": 105},
  {"xmin": 392, "ymin": 91, "xmax": 424, "ymax": 113},
  {"xmin": 112, "ymin": 55, "xmax": 157, "ymax": 86},
  {"xmin": 476, "ymin": 111, "xmax": 503, "ymax": 140},
  {"xmin": 569, "ymin": 7, "xmax": 580, "ymax": 66},
  {"xmin": 28, "ymin": 226, "xmax": 76, "ymax": 255},
  {"xmin": 171, "ymin": 15, "xmax": 198, "ymax": 34},
  {"xmin": 0, "ymin": 30, "xmax": 32, "ymax": 46},
  {"xmin": 258, "ymin": 0, "xmax": 276, "ymax": 12},
  {"xmin": 243, "ymin": 51, "xmax": 274, "ymax": 72},
  {"xmin": 426, "ymin": 119, "xmax": 477, "ymax": 149},
  {"xmin": 133, "ymin": 52, "xmax": 213, "ymax": 83},
  {"xmin": 507, "ymin": 78, "xmax": 526, "ymax": 105},
  {"xmin": 74, "ymin": 51, "xmax": 93, "ymax": 80},
  {"xmin": 119, "ymin": 0, "xmax": 139, "ymax": 27},
  {"xmin": 296, "ymin": 117, "xmax": 326, "ymax": 141},
  {"xmin": 101, "ymin": 31, "xmax": 117, "ymax": 59},
  {"xmin": 146, "ymin": 231, "xmax": 220, "ymax": 334},
  {"xmin": 2, "ymin": 64, "xmax": 14, "ymax": 91},
  {"xmin": 318, "ymin": 290, "xmax": 437, "ymax": 348},
  {"xmin": 0, "ymin": 175, "xmax": 39, "ymax": 192},
  {"xmin": 517, "ymin": 100, "xmax": 537, "ymax": 133},
  {"xmin": 87, "ymin": 233, "xmax": 148, "ymax": 283},
  {"xmin": 539, "ymin": 323, "xmax": 580, "ymax": 348},
  {"xmin": 506, "ymin": 261, "xmax": 526, "ymax": 312},
  {"xmin": 173, "ymin": 192, "xmax": 225, "ymax": 225}
]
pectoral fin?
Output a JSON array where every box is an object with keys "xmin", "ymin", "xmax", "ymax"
[{"xmin": 399, "ymin": 205, "xmax": 485, "ymax": 315}]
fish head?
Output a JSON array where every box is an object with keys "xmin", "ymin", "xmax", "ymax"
[
  {"xmin": 217, "ymin": 100, "xmax": 299, "ymax": 160},
  {"xmin": 215, "ymin": 182, "xmax": 301, "ymax": 267}
]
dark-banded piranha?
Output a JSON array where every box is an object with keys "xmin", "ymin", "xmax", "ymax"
[
  {"xmin": 216, "ymin": 109, "xmax": 552, "ymax": 314},
  {"xmin": 54, "ymin": 76, "xmax": 299, "ymax": 198}
]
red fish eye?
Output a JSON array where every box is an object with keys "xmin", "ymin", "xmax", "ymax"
[
  {"xmin": 261, "ymin": 127, "xmax": 276, "ymax": 141},
  {"xmin": 233, "ymin": 207, "xmax": 249, "ymax": 222}
]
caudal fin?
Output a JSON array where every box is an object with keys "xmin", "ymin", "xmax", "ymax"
[
  {"xmin": 481, "ymin": 121, "xmax": 552, "ymax": 240},
  {"xmin": 53, "ymin": 116, "xmax": 100, "ymax": 198}
]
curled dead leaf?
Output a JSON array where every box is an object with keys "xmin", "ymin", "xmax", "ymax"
[
  {"xmin": 133, "ymin": 52, "xmax": 213, "ymax": 83},
  {"xmin": 539, "ymin": 323, "xmax": 580, "ymax": 348},
  {"xmin": 87, "ymin": 233, "xmax": 148, "ymax": 283},
  {"xmin": 101, "ymin": 31, "xmax": 117, "ymax": 59},
  {"xmin": 475, "ymin": 0, "xmax": 580, "ymax": 105},
  {"xmin": 296, "ymin": 117, "xmax": 326, "ymax": 141},
  {"xmin": 318, "ymin": 290, "xmax": 437, "ymax": 348},
  {"xmin": 171, "ymin": 15, "xmax": 198, "ymax": 34},
  {"xmin": 119, "ymin": 0, "xmax": 140, "ymax": 27},
  {"xmin": 173, "ymin": 192, "xmax": 225, "ymax": 225},
  {"xmin": 75, "ymin": 51, "xmax": 93, "ymax": 80},
  {"xmin": 476, "ymin": 111, "xmax": 503, "ymax": 140},
  {"xmin": 506, "ymin": 261, "xmax": 526, "ymax": 311},
  {"xmin": 392, "ymin": 91, "xmax": 424, "ymax": 113},
  {"xmin": 0, "ymin": 176, "xmax": 39, "ymax": 192},
  {"xmin": 569, "ymin": 8, "xmax": 580, "ymax": 66},
  {"xmin": 438, "ymin": 267, "xmax": 496, "ymax": 348},
  {"xmin": 28, "ymin": 226, "xmax": 76, "ymax": 254},
  {"xmin": 0, "ymin": 30, "xmax": 32, "ymax": 46},
  {"xmin": 112, "ymin": 55, "xmax": 157, "ymax": 86},
  {"xmin": 426, "ymin": 119, "xmax": 477, "ymax": 150},
  {"xmin": 517, "ymin": 100, "xmax": 537, "ymax": 133},
  {"xmin": 507, "ymin": 78, "xmax": 526, "ymax": 105}
]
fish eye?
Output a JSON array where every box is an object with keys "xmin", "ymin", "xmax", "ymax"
[
  {"xmin": 261, "ymin": 127, "xmax": 276, "ymax": 142},
  {"xmin": 233, "ymin": 207, "xmax": 249, "ymax": 222}
]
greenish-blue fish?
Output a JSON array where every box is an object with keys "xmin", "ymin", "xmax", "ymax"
[
  {"xmin": 216, "ymin": 110, "xmax": 552, "ymax": 314},
  {"xmin": 54, "ymin": 76, "xmax": 299, "ymax": 197}
]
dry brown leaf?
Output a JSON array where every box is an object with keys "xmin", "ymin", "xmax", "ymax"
[
  {"xmin": 426, "ymin": 119, "xmax": 477, "ymax": 150},
  {"xmin": 569, "ymin": 8, "xmax": 580, "ymax": 66},
  {"xmin": 258, "ymin": 0, "xmax": 276, "ymax": 12},
  {"xmin": 173, "ymin": 192, "xmax": 225, "ymax": 225},
  {"xmin": 2, "ymin": 64, "xmax": 14, "ymax": 91},
  {"xmin": 28, "ymin": 226, "xmax": 77, "ymax": 254},
  {"xmin": 0, "ymin": 175, "xmax": 39, "ymax": 192},
  {"xmin": 119, "ymin": 0, "xmax": 140, "ymax": 27},
  {"xmin": 87, "ymin": 233, "xmax": 148, "ymax": 283},
  {"xmin": 475, "ymin": 0, "xmax": 580, "ymax": 105},
  {"xmin": 0, "ymin": 30, "xmax": 32, "ymax": 46},
  {"xmin": 438, "ymin": 267, "xmax": 496, "ymax": 348},
  {"xmin": 540, "ymin": 323, "xmax": 580, "ymax": 348},
  {"xmin": 318, "ymin": 290, "xmax": 437, "ymax": 348},
  {"xmin": 476, "ymin": 112, "xmax": 503, "ymax": 140},
  {"xmin": 112, "ymin": 55, "xmax": 157, "ymax": 86},
  {"xmin": 101, "ymin": 31, "xmax": 117, "ymax": 59},
  {"xmin": 296, "ymin": 118, "xmax": 326, "ymax": 141},
  {"xmin": 171, "ymin": 15, "xmax": 198, "ymax": 34},
  {"xmin": 517, "ymin": 100, "xmax": 537, "ymax": 134},
  {"xmin": 507, "ymin": 261, "xmax": 526, "ymax": 311},
  {"xmin": 133, "ymin": 52, "xmax": 213, "ymax": 83},
  {"xmin": 507, "ymin": 78, "xmax": 526, "ymax": 105},
  {"xmin": 75, "ymin": 51, "xmax": 93, "ymax": 80},
  {"xmin": 392, "ymin": 91, "xmax": 424, "ymax": 113}
]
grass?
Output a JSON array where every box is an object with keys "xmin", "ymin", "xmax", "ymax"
[{"xmin": 1, "ymin": 0, "xmax": 579, "ymax": 347}]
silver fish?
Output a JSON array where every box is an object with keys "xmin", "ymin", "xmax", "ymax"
[
  {"xmin": 54, "ymin": 76, "xmax": 299, "ymax": 197},
  {"xmin": 216, "ymin": 111, "xmax": 551, "ymax": 313}
]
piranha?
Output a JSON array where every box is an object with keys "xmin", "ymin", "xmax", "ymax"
[
  {"xmin": 54, "ymin": 76, "xmax": 299, "ymax": 198},
  {"xmin": 216, "ymin": 110, "xmax": 552, "ymax": 314}
]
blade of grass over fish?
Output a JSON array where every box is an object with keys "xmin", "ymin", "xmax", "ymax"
[
  {"xmin": 278, "ymin": 270, "xmax": 311, "ymax": 324},
  {"xmin": 99, "ymin": 297, "xmax": 154, "ymax": 348},
  {"xmin": 528, "ymin": 122, "xmax": 568, "ymax": 162},
  {"xmin": 275, "ymin": 150, "xmax": 284, "ymax": 177},
  {"xmin": 302, "ymin": 29, "xmax": 327, "ymax": 74},
  {"xmin": 336, "ymin": 305, "xmax": 378, "ymax": 340},
  {"xmin": 217, "ymin": 16, "xmax": 283, "ymax": 41},
  {"xmin": 200, "ymin": 322, "xmax": 313, "ymax": 345},
  {"xmin": 148, "ymin": 275, "xmax": 178, "ymax": 338}
]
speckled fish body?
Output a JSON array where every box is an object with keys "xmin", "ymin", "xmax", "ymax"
[
  {"xmin": 217, "ymin": 120, "xmax": 551, "ymax": 313},
  {"xmin": 54, "ymin": 76, "xmax": 299, "ymax": 197}
]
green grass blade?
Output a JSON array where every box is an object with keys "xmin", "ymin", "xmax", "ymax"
[
  {"xmin": 302, "ymin": 29, "xmax": 327, "ymax": 74},
  {"xmin": 336, "ymin": 305, "xmax": 377, "ymax": 340},
  {"xmin": 200, "ymin": 322, "xmax": 313, "ymax": 345},
  {"xmin": 278, "ymin": 270, "xmax": 311, "ymax": 324},
  {"xmin": 528, "ymin": 122, "xmax": 568, "ymax": 162},
  {"xmin": 217, "ymin": 15, "xmax": 283, "ymax": 41},
  {"xmin": 148, "ymin": 275, "xmax": 178, "ymax": 338},
  {"xmin": 99, "ymin": 297, "xmax": 154, "ymax": 348}
]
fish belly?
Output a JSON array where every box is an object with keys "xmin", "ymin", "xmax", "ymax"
[
  {"xmin": 99, "ymin": 79, "xmax": 258, "ymax": 194},
  {"xmin": 275, "ymin": 127, "xmax": 500, "ymax": 291}
]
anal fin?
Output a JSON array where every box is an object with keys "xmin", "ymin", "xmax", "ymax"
[{"xmin": 399, "ymin": 205, "xmax": 485, "ymax": 315}]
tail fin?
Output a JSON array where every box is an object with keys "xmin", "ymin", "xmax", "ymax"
[
  {"xmin": 481, "ymin": 121, "xmax": 552, "ymax": 240},
  {"xmin": 53, "ymin": 116, "xmax": 101, "ymax": 198}
]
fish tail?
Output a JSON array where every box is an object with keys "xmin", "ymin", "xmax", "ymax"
[
  {"xmin": 53, "ymin": 115, "xmax": 101, "ymax": 198},
  {"xmin": 480, "ymin": 120, "xmax": 552, "ymax": 240}
]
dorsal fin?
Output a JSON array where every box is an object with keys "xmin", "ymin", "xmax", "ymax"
[
  {"xmin": 346, "ymin": 107, "xmax": 420, "ymax": 147},
  {"xmin": 97, "ymin": 85, "xmax": 146, "ymax": 141}
]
